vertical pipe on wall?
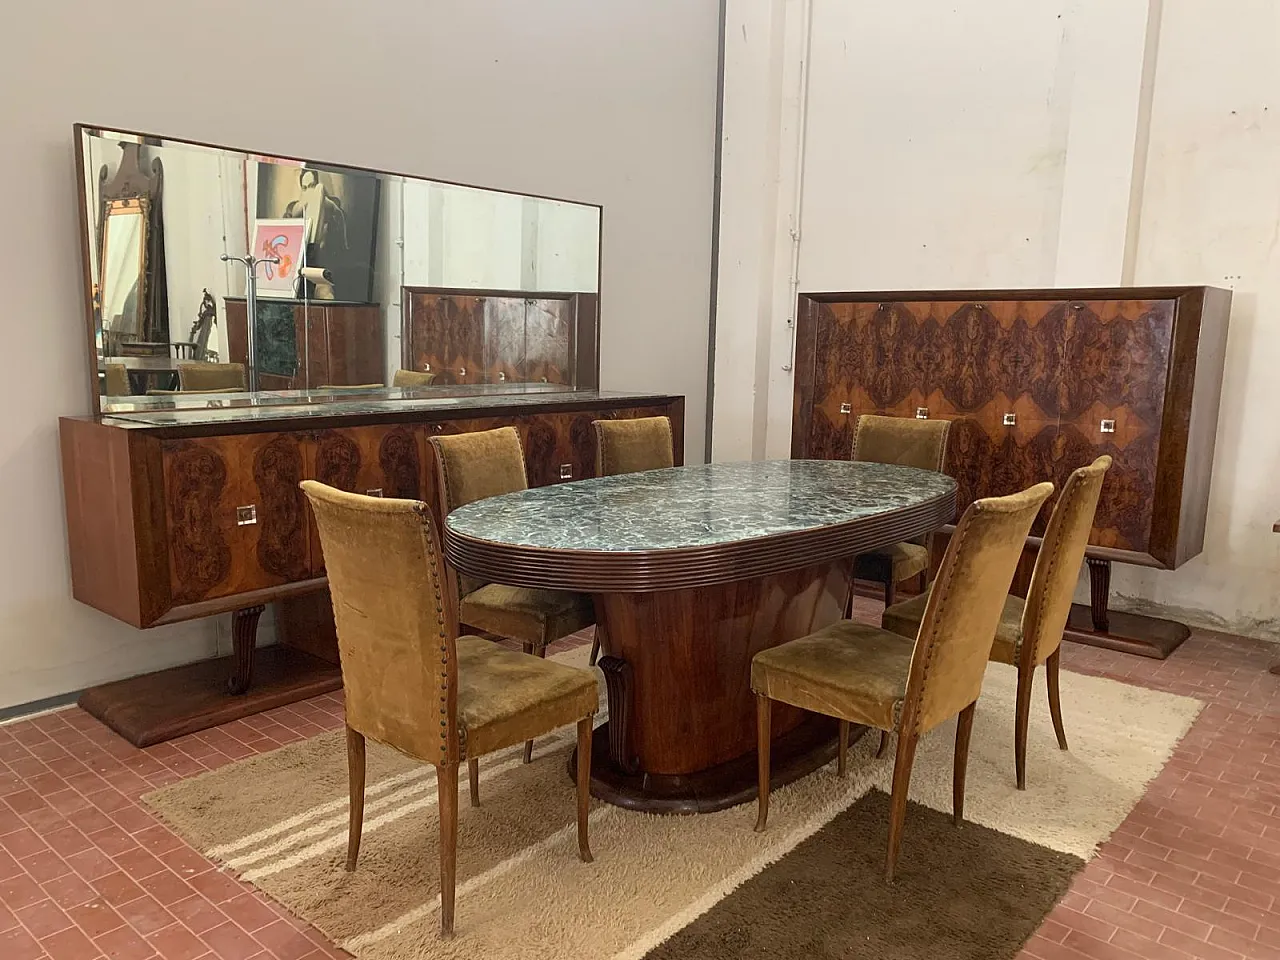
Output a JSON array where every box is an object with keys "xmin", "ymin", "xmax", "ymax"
[
  {"xmin": 780, "ymin": 0, "xmax": 815, "ymax": 375},
  {"xmin": 1120, "ymin": 0, "xmax": 1164, "ymax": 285}
]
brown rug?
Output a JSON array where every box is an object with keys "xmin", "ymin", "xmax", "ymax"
[{"xmin": 142, "ymin": 647, "xmax": 1200, "ymax": 959}]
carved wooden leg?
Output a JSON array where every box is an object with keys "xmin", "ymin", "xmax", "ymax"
[
  {"xmin": 754, "ymin": 693, "xmax": 771, "ymax": 832},
  {"xmin": 837, "ymin": 720, "xmax": 849, "ymax": 777},
  {"xmin": 876, "ymin": 730, "xmax": 890, "ymax": 759},
  {"xmin": 1015, "ymin": 663, "xmax": 1034, "ymax": 790},
  {"xmin": 1086, "ymin": 557, "xmax": 1111, "ymax": 632},
  {"xmin": 598, "ymin": 656, "xmax": 639, "ymax": 774},
  {"xmin": 437, "ymin": 763, "xmax": 459, "ymax": 939},
  {"xmin": 1046, "ymin": 649, "xmax": 1068, "ymax": 751},
  {"xmin": 576, "ymin": 717, "xmax": 593, "ymax": 863},
  {"xmin": 886, "ymin": 728, "xmax": 919, "ymax": 882},
  {"xmin": 467, "ymin": 758, "xmax": 480, "ymax": 808},
  {"xmin": 953, "ymin": 703, "xmax": 975, "ymax": 827},
  {"xmin": 523, "ymin": 644, "xmax": 548, "ymax": 764},
  {"xmin": 227, "ymin": 605, "xmax": 265, "ymax": 695},
  {"xmin": 345, "ymin": 726, "xmax": 365, "ymax": 871}
]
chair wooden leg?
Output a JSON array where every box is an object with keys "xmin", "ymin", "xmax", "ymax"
[
  {"xmin": 953, "ymin": 702, "xmax": 976, "ymax": 826},
  {"xmin": 576, "ymin": 717, "xmax": 594, "ymax": 863},
  {"xmin": 589, "ymin": 634, "xmax": 600, "ymax": 667},
  {"xmin": 437, "ymin": 763, "xmax": 459, "ymax": 938},
  {"xmin": 885, "ymin": 729, "xmax": 919, "ymax": 882},
  {"xmin": 837, "ymin": 720, "xmax": 849, "ymax": 777},
  {"xmin": 883, "ymin": 578, "xmax": 896, "ymax": 609},
  {"xmin": 523, "ymin": 643, "xmax": 549, "ymax": 764},
  {"xmin": 1015, "ymin": 663, "xmax": 1034, "ymax": 790},
  {"xmin": 754, "ymin": 694, "xmax": 772, "ymax": 832},
  {"xmin": 1046, "ymin": 649, "xmax": 1068, "ymax": 751},
  {"xmin": 467, "ymin": 758, "xmax": 480, "ymax": 808},
  {"xmin": 345, "ymin": 726, "xmax": 366, "ymax": 872},
  {"xmin": 876, "ymin": 730, "xmax": 890, "ymax": 759}
]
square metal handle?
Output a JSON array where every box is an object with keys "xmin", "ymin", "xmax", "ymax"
[
  {"xmin": 366, "ymin": 488, "xmax": 384, "ymax": 498},
  {"xmin": 1003, "ymin": 413, "xmax": 1017, "ymax": 426},
  {"xmin": 236, "ymin": 505, "xmax": 257, "ymax": 526},
  {"xmin": 559, "ymin": 464, "xmax": 573, "ymax": 480},
  {"xmin": 1100, "ymin": 419, "xmax": 1116, "ymax": 434},
  {"xmin": 915, "ymin": 407, "xmax": 929, "ymax": 419},
  {"xmin": 839, "ymin": 403, "xmax": 852, "ymax": 415}
]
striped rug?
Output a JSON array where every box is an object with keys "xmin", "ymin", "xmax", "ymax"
[{"xmin": 143, "ymin": 646, "xmax": 1201, "ymax": 959}]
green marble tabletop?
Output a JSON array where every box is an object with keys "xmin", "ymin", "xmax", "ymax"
[{"xmin": 445, "ymin": 460, "xmax": 956, "ymax": 553}]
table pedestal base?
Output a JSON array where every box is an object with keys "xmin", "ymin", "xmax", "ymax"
[{"xmin": 572, "ymin": 714, "xmax": 856, "ymax": 814}]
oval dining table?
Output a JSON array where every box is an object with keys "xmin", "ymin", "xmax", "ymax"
[{"xmin": 443, "ymin": 459, "xmax": 957, "ymax": 814}]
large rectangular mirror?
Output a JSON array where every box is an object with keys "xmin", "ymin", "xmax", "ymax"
[{"xmin": 75, "ymin": 125, "xmax": 602, "ymax": 415}]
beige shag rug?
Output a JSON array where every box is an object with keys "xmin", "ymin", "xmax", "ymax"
[{"xmin": 143, "ymin": 647, "xmax": 1201, "ymax": 959}]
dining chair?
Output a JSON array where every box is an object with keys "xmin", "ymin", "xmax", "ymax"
[
  {"xmin": 751, "ymin": 481, "xmax": 1053, "ymax": 881},
  {"xmin": 850, "ymin": 414, "xmax": 952, "ymax": 608},
  {"xmin": 586, "ymin": 415, "xmax": 676, "ymax": 665},
  {"xmin": 393, "ymin": 368, "xmax": 437, "ymax": 388},
  {"xmin": 882, "ymin": 456, "xmax": 1111, "ymax": 789},
  {"xmin": 177, "ymin": 361, "xmax": 246, "ymax": 391},
  {"xmin": 429, "ymin": 426, "xmax": 595, "ymax": 763},
  {"xmin": 301, "ymin": 481, "xmax": 597, "ymax": 939},
  {"xmin": 103, "ymin": 362, "xmax": 131, "ymax": 397}
]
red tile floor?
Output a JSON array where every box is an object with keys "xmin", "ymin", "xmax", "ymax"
[{"xmin": 0, "ymin": 623, "xmax": 1276, "ymax": 959}]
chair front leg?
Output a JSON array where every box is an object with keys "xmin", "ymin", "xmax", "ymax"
[
  {"xmin": 1046, "ymin": 648, "xmax": 1068, "ymax": 751},
  {"xmin": 754, "ymin": 693, "xmax": 772, "ymax": 832},
  {"xmin": 437, "ymin": 763, "xmax": 459, "ymax": 938},
  {"xmin": 345, "ymin": 726, "xmax": 366, "ymax": 872},
  {"xmin": 1014, "ymin": 663, "xmax": 1034, "ymax": 790},
  {"xmin": 885, "ymin": 728, "xmax": 919, "ymax": 882},
  {"xmin": 577, "ymin": 717, "xmax": 594, "ymax": 863},
  {"xmin": 953, "ymin": 702, "xmax": 976, "ymax": 826}
]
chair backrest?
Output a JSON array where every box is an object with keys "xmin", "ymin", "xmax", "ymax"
[
  {"xmin": 301, "ymin": 481, "xmax": 460, "ymax": 767},
  {"xmin": 1020, "ymin": 456, "xmax": 1111, "ymax": 666},
  {"xmin": 902, "ymin": 481, "xmax": 1054, "ymax": 735},
  {"xmin": 852, "ymin": 414, "xmax": 951, "ymax": 472},
  {"xmin": 178, "ymin": 361, "xmax": 246, "ymax": 392},
  {"xmin": 393, "ymin": 368, "xmax": 437, "ymax": 388},
  {"xmin": 593, "ymin": 416, "xmax": 675, "ymax": 477},
  {"xmin": 103, "ymin": 363, "xmax": 130, "ymax": 397}
]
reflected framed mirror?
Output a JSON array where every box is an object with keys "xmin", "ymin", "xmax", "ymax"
[{"xmin": 73, "ymin": 124, "xmax": 603, "ymax": 415}]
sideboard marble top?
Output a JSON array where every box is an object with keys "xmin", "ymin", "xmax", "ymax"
[{"xmin": 446, "ymin": 460, "xmax": 957, "ymax": 553}]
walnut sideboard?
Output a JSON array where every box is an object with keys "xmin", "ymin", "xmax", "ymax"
[{"xmin": 60, "ymin": 389, "xmax": 684, "ymax": 745}]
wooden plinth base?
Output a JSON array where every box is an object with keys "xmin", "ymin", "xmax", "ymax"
[
  {"xmin": 1064, "ymin": 604, "xmax": 1191, "ymax": 660},
  {"xmin": 78, "ymin": 646, "xmax": 342, "ymax": 747},
  {"xmin": 573, "ymin": 714, "xmax": 851, "ymax": 815}
]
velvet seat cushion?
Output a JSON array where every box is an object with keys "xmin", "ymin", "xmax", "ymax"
[
  {"xmin": 460, "ymin": 584, "xmax": 595, "ymax": 648},
  {"xmin": 882, "ymin": 587, "xmax": 1026, "ymax": 666},
  {"xmin": 750, "ymin": 621, "xmax": 913, "ymax": 732},
  {"xmin": 857, "ymin": 541, "xmax": 929, "ymax": 582},
  {"xmin": 455, "ymin": 636, "xmax": 598, "ymax": 757}
]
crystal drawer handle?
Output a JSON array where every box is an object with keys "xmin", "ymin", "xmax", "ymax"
[
  {"xmin": 1100, "ymin": 419, "xmax": 1116, "ymax": 434},
  {"xmin": 840, "ymin": 403, "xmax": 852, "ymax": 415},
  {"xmin": 1003, "ymin": 413, "xmax": 1016, "ymax": 426},
  {"xmin": 236, "ymin": 505, "xmax": 257, "ymax": 526},
  {"xmin": 915, "ymin": 407, "xmax": 929, "ymax": 419},
  {"xmin": 560, "ymin": 464, "xmax": 573, "ymax": 480}
]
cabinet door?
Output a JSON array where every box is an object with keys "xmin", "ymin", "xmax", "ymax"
[
  {"xmin": 524, "ymin": 299, "xmax": 573, "ymax": 385},
  {"xmin": 520, "ymin": 413, "xmax": 580, "ymax": 487},
  {"xmin": 323, "ymin": 305, "xmax": 385, "ymax": 386},
  {"xmin": 405, "ymin": 294, "xmax": 485, "ymax": 385}
]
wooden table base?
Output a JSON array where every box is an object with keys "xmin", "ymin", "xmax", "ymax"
[
  {"xmin": 572, "ymin": 714, "xmax": 852, "ymax": 814},
  {"xmin": 78, "ymin": 646, "xmax": 342, "ymax": 747}
]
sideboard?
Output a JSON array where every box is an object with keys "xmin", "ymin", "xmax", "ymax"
[
  {"xmin": 61, "ymin": 389, "xmax": 684, "ymax": 745},
  {"xmin": 791, "ymin": 286, "xmax": 1231, "ymax": 658}
]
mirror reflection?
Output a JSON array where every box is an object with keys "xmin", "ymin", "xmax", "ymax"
[{"xmin": 78, "ymin": 126, "xmax": 602, "ymax": 413}]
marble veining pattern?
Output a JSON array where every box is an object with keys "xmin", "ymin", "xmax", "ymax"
[{"xmin": 446, "ymin": 460, "xmax": 956, "ymax": 552}]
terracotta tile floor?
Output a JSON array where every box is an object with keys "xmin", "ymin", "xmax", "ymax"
[{"xmin": 0, "ymin": 624, "xmax": 1276, "ymax": 959}]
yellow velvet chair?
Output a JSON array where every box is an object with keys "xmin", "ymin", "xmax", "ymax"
[
  {"xmin": 851, "ymin": 415, "xmax": 952, "ymax": 607},
  {"xmin": 103, "ymin": 363, "xmax": 131, "ymax": 397},
  {"xmin": 429, "ymin": 426, "xmax": 596, "ymax": 763},
  {"xmin": 301, "ymin": 481, "xmax": 597, "ymax": 939},
  {"xmin": 751, "ymin": 481, "xmax": 1053, "ymax": 881},
  {"xmin": 587, "ymin": 415, "xmax": 676, "ymax": 665},
  {"xmin": 882, "ymin": 456, "xmax": 1111, "ymax": 789},
  {"xmin": 393, "ymin": 368, "xmax": 437, "ymax": 388},
  {"xmin": 177, "ymin": 361, "xmax": 246, "ymax": 392}
]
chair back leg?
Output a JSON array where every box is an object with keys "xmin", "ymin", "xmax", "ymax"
[
  {"xmin": 577, "ymin": 718, "xmax": 594, "ymax": 862},
  {"xmin": 468, "ymin": 758, "xmax": 480, "ymax": 807},
  {"xmin": 885, "ymin": 729, "xmax": 920, "ymax": 882},
  {"xmin": 437, "ymin": 763, "xmax": 459, "ymax": 938},
  {"xmin": 345, "ymin": 726, "xmax": 366, "ymax": 872},
  {"xmin": 837, "ymin": 720, "xmax": 850, "ymax": 777},
  {"xmin": 1014, "ymin": 664, "xmax": 1035, "ymax": 790},
  {"xmin": 953, "ymin": 702, "xmax": 976, "ymax": 826},
  {"xmin": 1046, "ymin": 649, "xmax": 1069, "ymax": 750},
  {"xmin": 876, "ymin": 730, "xmax": 891, "ymax": 759},
  {"xmin": 522, "ymin": 642, "xmax": 550, "ymax": 763},
  {"xmin": 754, "ymin": 693, "xmax": 772, "ymax": 832}
]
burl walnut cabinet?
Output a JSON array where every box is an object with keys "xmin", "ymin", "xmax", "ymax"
[
  {"xmin": 791, "ymin": 287, "xmax": 1231, "ymax": 658},
  {"xmin": 225, "ymin": 298, "xmax": 386, "ymax": 390},
  {"xmin": 60, "ymin": 390, "xmax": 684, "ymax": 745}
]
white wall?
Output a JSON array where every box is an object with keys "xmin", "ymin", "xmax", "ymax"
[
  {"xmin": 714, "ymin": 0, "xmax": 1280, "ymax": 641},
  {"xmin": 0, "ymin": 0, "xmax": 717, "ymax": 710}
]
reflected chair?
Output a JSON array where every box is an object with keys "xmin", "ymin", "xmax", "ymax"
[
  {"xmin": 587, "ymin": 415, "xmax": 676, "ymax": 664},
  {"xmin": 177, "ymin": 361, "xmax": 246, "ymax": 391},
  {"xmin": 393, "ymin": 368, "xmax": 437, "ymax": 388},
  {"xmin": 103, "ymin": 363, "xmax": 131, "ymax": 397},
  {"xmin": 850, "ymin": 415, "xmax": 952, "ymax": 608},
  {"xmin": 429, "ymin": 426, "xmax": 596, "ymax": 763},
  {"xmin": 882, "ymin": 456, "xmax": 1111, "ymax": 789},
  {"xmin": 751, "ymin": 481, "xmax": 1053, "ymax": 881},
  {"xmin": 317, "ymin": 383, "xmax": 385, "ymax": 391},
  {"xmin": 301, "ymin": 481, "xmax": 597, "ymax": 939},
  {"xmin": 146, "ymin": 387, "xmax": 243, "ymax": 396}
]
